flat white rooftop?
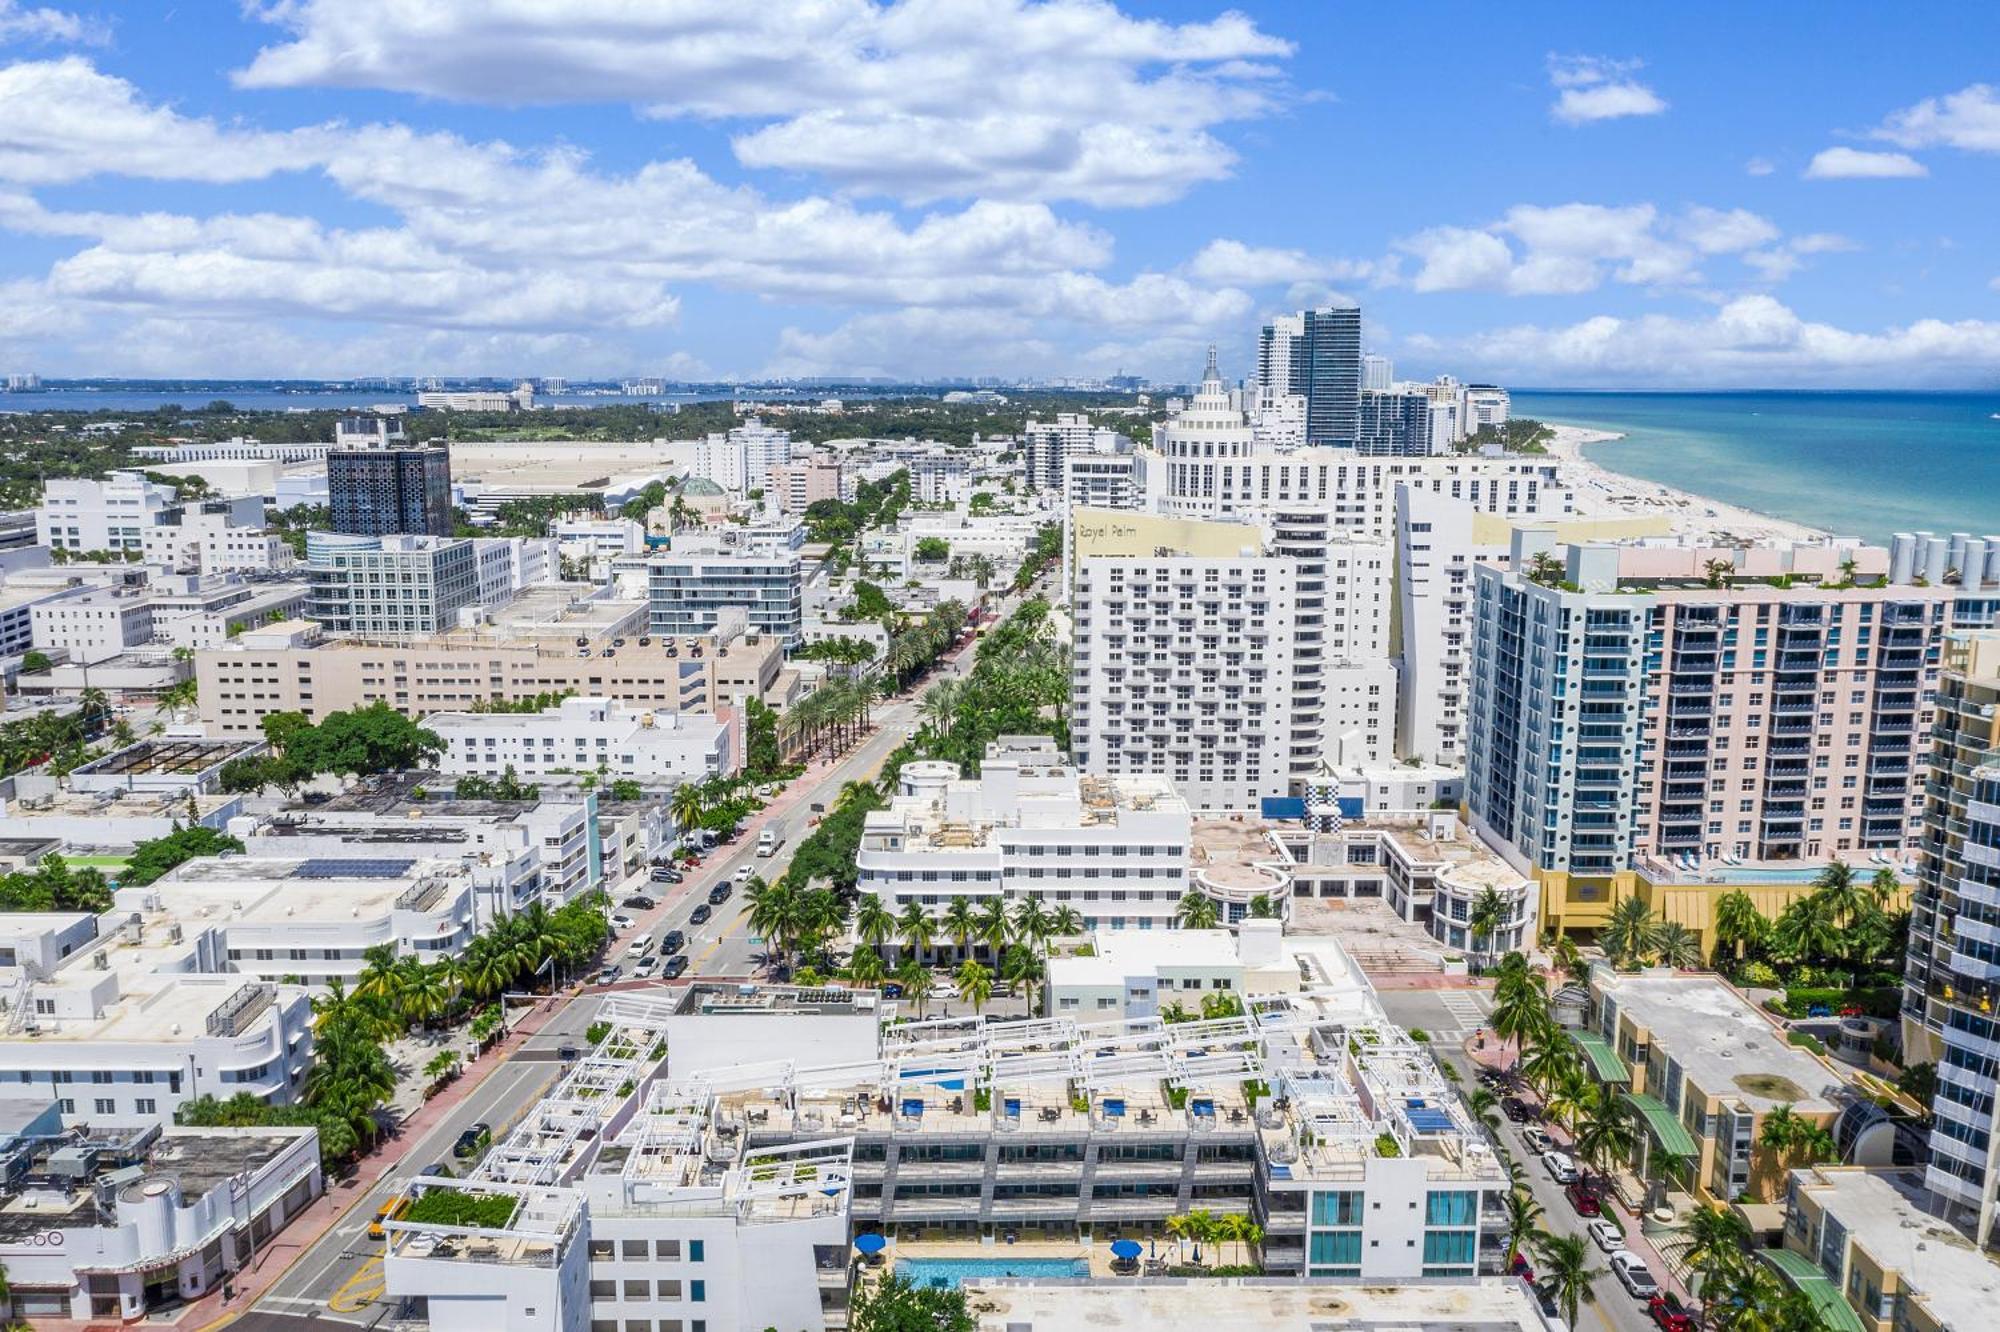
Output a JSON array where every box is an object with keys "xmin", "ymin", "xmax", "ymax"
[
  {"xmin": 1600, "ymin": 972, "xmax": 1846, "ymax": 1113},
  {"xmin": 1795, "ymin": 1167, "xmax": 2000, "ymax": 1332},
  {"xmin": 964, "ymin": 1277, "xmax": 1546, "ymax": 1331}
]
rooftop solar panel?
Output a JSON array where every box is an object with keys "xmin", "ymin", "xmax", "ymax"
[{"xmin": 292, "ymin": 857, "xmax": 416, "ymax": 880}]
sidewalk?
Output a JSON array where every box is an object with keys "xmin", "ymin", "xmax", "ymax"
[{"xmin": 72, "ymin": 992, "xmax": 577, "ymax": 1332}]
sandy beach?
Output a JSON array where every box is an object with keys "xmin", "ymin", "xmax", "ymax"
[{"xmin": 1545, "ymin": 422, "xmax": 1827, "ymax": 544}]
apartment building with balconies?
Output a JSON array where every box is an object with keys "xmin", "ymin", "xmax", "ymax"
[{"xmin": 1468, "ymin": 533, "xmax": 1999, "ymax": 896}]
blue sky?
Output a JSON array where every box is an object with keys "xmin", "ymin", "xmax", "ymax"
[{"xmin": 1, "ymin": 0, "xmax": 1998, "ymax": 386}]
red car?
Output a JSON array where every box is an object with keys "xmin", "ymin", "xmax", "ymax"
[
  {"xmin": 1649, "ymin": 1293, "xmax": 1696, "ymax": 1332},
  {"xmin": 1565, "ymin": 1181, "xmax": 1603, "ymax": 1217},
  {"xmin": 1508, "ymin": 1252, "xmax": 1536, "ymax": 1283}
]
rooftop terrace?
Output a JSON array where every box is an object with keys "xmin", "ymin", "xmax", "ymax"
[{"xmin": 1600, "ymin": 972, "xmax": 1848, "ymax": 1113}]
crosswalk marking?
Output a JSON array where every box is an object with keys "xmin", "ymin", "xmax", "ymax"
[{"xmin": 1437, "ymin": 990, "xmax": 1491, "ymax": 1039}]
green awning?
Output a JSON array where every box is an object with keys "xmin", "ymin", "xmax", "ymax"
[
  {"xmin": 1621, "ymin": 1092, "xmax": 1698, "ymax": 1158},
  {"xmin": 1760, "ymin": 1248, "xmax": 1865, "ymax": 1332},
  {"xmin": 1571, "ymin": 1032, "xmax": 1630, "ymax": 1083}
]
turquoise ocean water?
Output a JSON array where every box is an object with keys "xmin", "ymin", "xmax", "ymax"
[{"xmin": 1511, "ymin": 391, "xmax": 2000, "ymax": 544}]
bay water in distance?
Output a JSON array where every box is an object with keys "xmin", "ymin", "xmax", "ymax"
[{"xmin": 1513, "ymin": 390, "xmax": 2000, "ymax": 544}]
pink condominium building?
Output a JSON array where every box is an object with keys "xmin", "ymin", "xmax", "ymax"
[{"xmin": 1468, "ymin": 533, "xmax": 2000, "ymax": 876}]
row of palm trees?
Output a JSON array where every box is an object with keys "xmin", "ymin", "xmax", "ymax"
[
  {"xmin": 353, "ymin": 895, "xmax": 613, "ymax": 1022},
  {"xmin": 1711, "ymin": 860, "xmax": 1905, "ymax": 972},
  {"xmin": 1160, "ymin": 1208, "xmax": 1262, "ymax": 1267},
  {"xmin": 1597, "ymin": 896, "xmax": 1707, "ymax": 970},
  {"xmin": 783, "ymin": 674, "xmax": 881, "ymax": 764},
  {"xmin": 878, "ymin": 599, "xmax": 970, "ymax": 692}
]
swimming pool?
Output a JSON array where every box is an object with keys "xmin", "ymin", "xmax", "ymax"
[
  {"xmin": 894, "ymin": 1256, "xmax": 1090, "ymax": 1290},
  {"xmin": 1708, "ymin": 867, "xmax": 1827, "ymax": 885}
]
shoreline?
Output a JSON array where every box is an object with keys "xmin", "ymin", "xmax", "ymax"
[{"xmin": 1542, "ymin": 421, "xmax": 1828, "ymax": 544}]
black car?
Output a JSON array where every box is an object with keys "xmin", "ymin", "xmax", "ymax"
[
  {"xmin": 452, "ymin": 1122, "xmax": 492, "ymax": 1158},
  {"xmin": 689, "ymin": 903, "xmax": 712, "ymax": 925},
  {"xmin": 662, "ymin": 930, "xmax": 686, "ymax": 955},
  {"xmin": 1502, "ymin": 1097, "xmax": 1535, "ymax": 1123},
  {"xmin": 707, "ymin": 884, "xmax": 732, "ymax": 906},
  {"xmin": 557, "ymin": 1044, "xmax": 579, "ymax": 1061},
  {"xmin": 662, "ymin": 955, "xmax": 689, "ymax": 979},
  {"xmin": 622, "ymin": 895, "xmax": 657, "ymax": 910}
]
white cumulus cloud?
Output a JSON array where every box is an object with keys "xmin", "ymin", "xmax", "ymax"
[
  {"xmin": 1546, "ymin": 53, "xmax": 1666, "ymax": 125},
  {"xmin": 1803, "ymin": 147, "xmax": 1927, "ymax": 179},
  {"xmin": 0, "ymin": 1, "xmax": 102, "ymax": 44},
  {"xmin": 1872, "ymin": 83, "xmax": 2000, "ymax": 153},
  {"xmin": 234, "ymin": 0, "xmax": 1294, "ymax": 206}
]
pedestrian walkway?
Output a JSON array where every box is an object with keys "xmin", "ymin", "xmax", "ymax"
[{"xmin": 1436, "ymin": 988, "xmax": 1491, "ymax": 1038}]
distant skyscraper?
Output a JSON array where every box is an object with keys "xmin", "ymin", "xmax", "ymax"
[
  {"xmin": 1361, "ymin": 354, "xmax": 1394, "ymax": 392},
  {"xmin": 1355, "ymin": 388, "xmax": 1436, "ymax": 457},
  {"xmin": 1255, "ymin": 313, "xmax": 1305, "ymax": 408},
  {"xmin": 1302, "ymin": 306, "xmax": 1362, "ymax": 447},
  {"xmin": 328, "ymin": 443, "xmax": 453, "ymax": 538}
]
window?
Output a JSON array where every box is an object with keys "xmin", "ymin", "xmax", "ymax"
[
  {"xmin": 1425, "ymin": 1191, "xmax": 1478, "ymax": 1226},
  {"xmin": 1422, "ymin": 1230, "xmax": 1476, "ymax": 1267},
  {"xmin": 622, "ymin": 1241, "xmax": 648, "ymax": 1260},
  {"xmin": 94, "ymin": 1098, "xmax": 115, "ymax": 1115},
  {"xmin": 688, "ymin": 1281, "xmax": 705, "ymax": 1303},
  {"xmin": 1312, "ymin": 1190, "xmax": 1363, "ymax": 1226}
]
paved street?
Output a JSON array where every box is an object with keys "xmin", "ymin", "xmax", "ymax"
[
  {"xmin": 235, "ymin": 591, "xmax": 1033, "ymax": 1330},
  {"xmin": 1378, "ymin": 988, "xmax": 1664, "ymax": 1332}
]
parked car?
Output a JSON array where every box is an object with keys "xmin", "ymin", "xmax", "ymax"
[
  {"xmin": 1649, "ymin": 1293, "xmax": 1696, "ymax": 1332},
  {"xmin": 1586, "ymin": 1219, "xmax": 1623, "ymax": 1252},
  {"xmin": 557, "ymin": 1043, "xmax": 579, "ymax": 1061},
  {"xmin": 655, "ymin": 867, "xmax": 684, "ymax": 883},
  {"xmin": 1531, "ymin": 1279, "xmax": 1565, "ymax": 1323},
  {"xmin": 689, "ymin": 903, "xmax": 712, "ymax": 925},
  {"xmin": 1541, "ymin": 1150, "xmax": 1579, "ymax": 1184},
  {"xmin": 597, "ymin": 964, "xmax": 622, "ymax": 984},
  {"xmin": 649, "ymin": 867, "xmax": 677, "ymax": 883},
  {"xmin": 662, "ymin": 930, "xmax": 686, "ymax": 955},
  {"xmin": 1522, "ymin": 1126, "xmax": 1555, "ymax": 1155},
  {"xmin": 610, "ymin": 914, "xmax": 635, "ymax": 932},
  {"xmin": 1566, "ymin": 1181, "xmax": 1603, "ymax": 1218},
  {"xmin": 663, "ymin": 955, "xmax": 689, "ymax": 979},
  {"xmin": 708, "ymin": 884, "xmax": 732, "ymax": 906},
  {"xmin": 1503, "ymin": 1097, "xmax": 1535, "ymax": 1123},
  {"xmin": 622, "ymin": 895, "xmax": 657, "ymax": 910},
  {"xmin": 1609, "ymin": 1251, "xmax": 1659, "ymax": 1299},
  {"xmin": 1508, "ymin": 1251, "xmax": 1535, "ymax": 1283}
]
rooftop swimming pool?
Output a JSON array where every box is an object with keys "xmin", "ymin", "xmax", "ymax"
[
  {"xmin": 1709, "ymin": 864, "xmax": 1910, "ymax": 885},
  {"xmin": 894, "ymin": 1256, "xmax": 1090, "ymax": 1290}
]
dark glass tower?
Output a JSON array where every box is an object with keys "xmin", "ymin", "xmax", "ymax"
[{"xmin": 328, "ymin": 447, "xmax": 453, "ymax": 537}]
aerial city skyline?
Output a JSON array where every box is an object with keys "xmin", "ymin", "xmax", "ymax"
[{"xmin": 0, "ymin": 5, "xmax": 1997, "ymax": 1332}]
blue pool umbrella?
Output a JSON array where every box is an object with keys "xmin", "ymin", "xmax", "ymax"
[
  {"xmin": 1109, "ymin": 1239, "xmax": 1142, "ymax": 1260},
  {"xmin": 854, "ymin": 1233, "xmax": 887, "ymax": 1255}
]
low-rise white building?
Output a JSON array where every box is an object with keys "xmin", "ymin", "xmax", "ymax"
[
  {"xmin": 1045, "ymin": 919, "xmax": 1373, "ymax": 1020},
  {"xmin": 0, "ymin": 1115, "xmax": 323, "ymax": 1323},
  {"xmin": 35, "ymin": 472, "xmax": 176, "ymax": 555},
  {"xmin": 428, "ymin": 696, "xmax": 735, "ymax": 782},
  {"xmin": 139, "ymin": 496, "xmax": 289, "ymax": 574},
  {"xmin": 855, "ymin": 739, "xmax": 1193, "ymax": 931}
]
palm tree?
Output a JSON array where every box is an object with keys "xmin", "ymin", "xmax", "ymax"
[
  {"xmin": 1000, "ymin": 946, "xmax": 1045, "ymax": 1014},
  {"xmin": 401, "ymin": 963, "xmax": 454, "ymax": 1026},
  {"xmin": 1680, "ymin": 1203, "xmax": 1753, "ymax": 1302},
  {"xmin": 1601, "ymin": 896, "xmax": 1662, "ymax": 968},
  {"xmin": 669, "ymin": 783, "xmax": 706, "ymax": 836},
  {"xmin": 1712, "ymin": 890, "xmax": 1767, "ymax": 964},
  {"xmin": 1519, "ymin": 1036, "xmax": 1578, "ymax": 1099},
  {"xmin": 942, "ymin": 896, "xmax": 979, "ymax": 959},
  {"xmin": 920, "ymin": 677, "xmax": 962, "ymax": 738},
  {"xmin": 1540, "ymin": 1063, "xmax": 1595, "ymax": 1136},
  {"xmin": 974, "ymin": 897, "xmax": 1011, "ymax": 959},
  {"xmin": 1010, "ymin": 897, "xmax": 1055, "ymax": 959},
  {"xmin": 897, "ymin": 902, "xmax": 936, "ymax": 963},
  {"xmin": 1467, "ymin": 1087, "xmax": 1503, "ymax": 1132},
  {"xmin": 1489, "ymin": 963, "xmax": 1552, "ymax": 1056},
  {"xmin": 1524, "ymin": 551, "xmax": 1566, "ymax": 588},
  {"xmin": 853, "ymin": 894, "xmax": 896, "ymax": 955},
  {"xmin": 1531, "ymin": 1231, "xmax": 1598, "ymax": 1328},
  {"xmin": 1467, "ymin": 885, "xmax": 1510, "ymax": 961},
  {"xmin": 1175, "ymin": 889, "xmax": 1220, "ymax": 930},
  {"xmin": 1502, "ymin": 1188, "xmax": 1544, "ymax": 1268},
  {"xmin": 844, "ymin": 946, "xmax": 888, "ymax": 991},
  {"xmin": 423, "ymin": 1049, "xmax": 463, "ymax": 1088},
  {"xmin": 956, "ymin": 958, "xmax": 994, "ymax": 1014},
  {"xmin": 354, "ymin": 945, "xmax": 402, "ymax": 1007},
  {"xmin": 1868, "ymin": 866, "xmax": 1901, "ymax": 911},
  {"xmin": 1768, "ymin": 896, "xmax": 1839, "ymax": 968},
  {"xmin": 1573, "ymin": 1093, "xmax": 1640, "ymax": 1184},
  {"xmin": 895, "ymin": 959, "xmax": 934, "ymax": 1019},
  {"xmin": 1653, "ymin": 921, "xmax": 1703, "ymax": 970},
  {"xmin": 1049, "ymin": 904, "xmax": 1084, "ymax": 943},
  {"xmin": 747, "ymin": 879, "xmax": 802, "ymax": 971}
]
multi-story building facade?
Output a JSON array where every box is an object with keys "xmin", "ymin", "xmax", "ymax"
[
  {"xmin": 305, "ymin": 532, "xmax": 481, "ymax": 636},
  {"xmin": 197, "ymin": 615, "xmax": 781, "ymax": 735},
  {"xmin": 1022, "ymin": 413, "xmax": 1120, "ymax": 492},
  {"xmin": 140, "ymin": 496, "xmax": 292, "ymax": 573},
  {"xmin": 765, "ymin": 456, "xmax": 843, "ymax": 514},
  {"xmin": 1256, "ymin": 313, "xmax": 1305, "ymax": 408},
  {"xmin": 1780, "ymin": 1165, "xmax": 1998, "ymax": 1332},
  {"xmin": 1360, "ymin": 353, "xmax": 1394, "ymax": 392},
  {"xmin": 1355, "ymin": 387, "xmax": 1438, "ymax": 457},
  {"xmin": 1584, "ymin": 970, "xmax": 1855, "ymax": 1204},
  {"xmin": 429, "ymin": 695, "xmax": 734, "ymax": 782},
  {"xmin": 385, "ymin": 979, "xmax": 1510, "ymax": 1332},
  {"xmin": 1301, "ymin": 305, "xmax": 1362, "ymax": 446},
  {"xmin": 855, "ymin": 742, "xmax": 1192, "ymax": 932},
  {"xmin": 35, "ymin": 472, "xmax": 176, "ymax": 554},
  {"xmin": 693, "ymin": 418, "xmax": 793, "ymax": 494},
  {"xmin": 646, "ymin": 531, "xmax": 803, "ymax": 645},
  {"xmin": 1901, "ymin": 630, "xmax": 2000, "ymax": 1244},
  {"xmin": 327, "ymin": 443, "xmax": 453, "ymax": 537},
  {"xmin": 1465, "ymin": 385, "xmax": 1511, "ymax": 432},
  {"xmin": 1070, "ymin": 504, "xmax": 1394, "ymax": 809},
  {"xmin": 1466, "ymin": 534, "xmax": 1995, "ymax": 880},
  {"xmin": 1063, "ymin": 449, "xmax": 1147, "ymax": 511}
]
